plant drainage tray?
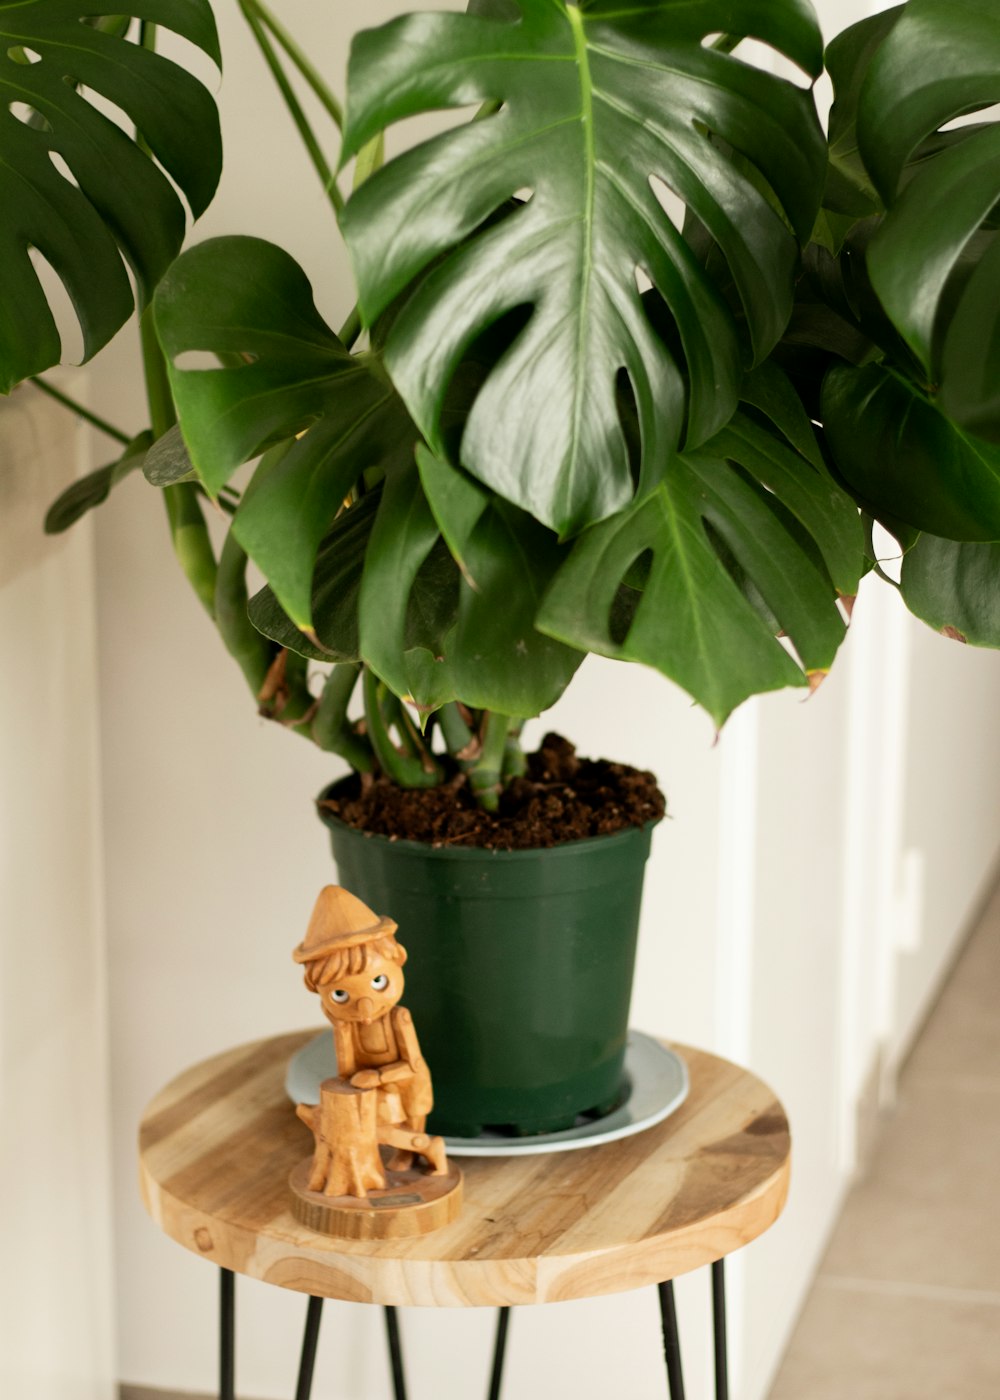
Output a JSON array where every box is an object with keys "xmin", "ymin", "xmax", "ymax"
[{"xmin": 285, "ymin": 1029, "xmax": 689, "ymax": 1157}]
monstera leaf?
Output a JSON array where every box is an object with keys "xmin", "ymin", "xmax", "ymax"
[
  {"xmin": 250, "ymin": 457, "xmax": 582, "ymax": 718},
  {"xmin": 821, "ymin": 8, "xmax": 900, "ymax": 226},
  {"xmin": 339, "ymin": 0, "xmax": 826, "ymax": 536},
  {"xmin": 901, "ymin": 534, "xmax": 1000, "ymax": 646},
  {"xmin": 823, "ymin": 363, "xmax": 1000, "ymax": 541},
  {"xmin": 155, "ymin": 237, "xmax": 419, "ymax": 635},
  {"xmin": 538, "ymin": 367, "xmax": 865, "ymax": 726},
  {"xmin": 856, "ymin": 0, "xmax": 1000, "ymax": 439},
  {"xmin": 0, "ymin": 2, "xmax": 221, "ymax": 391}
]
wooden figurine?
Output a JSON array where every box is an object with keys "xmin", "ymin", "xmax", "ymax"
[{"xmin": 289, "ymin": 885, "xmax": 462, "ymax": 1239}]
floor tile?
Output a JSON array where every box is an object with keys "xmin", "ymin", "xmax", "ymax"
[
  {"xmin": 818, "ymin": 1079, "xmax": 1000, "ymax": 1293},
  {"xmin": 906, "ymin": 892, "xmax": 1000, "ymax": 1082},
  {"xmin": 767, "ymin": 1279, "xmax": 1000, "ymax": 1400}
]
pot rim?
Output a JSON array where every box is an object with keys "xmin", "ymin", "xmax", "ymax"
[{"xmin": 315, "ymin": 779, "xmax": 662, "ymax": 863}]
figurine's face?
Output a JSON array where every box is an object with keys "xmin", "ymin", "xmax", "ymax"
[{"xmin": 318, "ymin": 954, "xmax": 404, "ymax": 1024}]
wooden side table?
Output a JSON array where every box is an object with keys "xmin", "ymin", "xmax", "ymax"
[{"xmin": 139, "ymin": 1030, "xmax": 790, "ymax": 1400}]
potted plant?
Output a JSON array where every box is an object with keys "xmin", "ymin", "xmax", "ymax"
[{"xmin": 7, "ymin": 0, "xmax": 1000, "ymax": 1132}]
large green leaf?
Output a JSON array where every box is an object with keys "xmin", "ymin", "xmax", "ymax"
[
  {"xmin": 538, "ymin": 386, "xmax": 861, "ymax": 726},
  {"xmin": 416, "ymin": 445, "xmax": 583, "ymax": 714},
  {"xmin": 233, "ymin": 398, "xmax": 412, "ymax": 636},
  {"xmin": 248, "ymin": 489, "xmax": 383, "ymax": 665},
  {"xmin": 937, "ymin": 233, "xmax": 1000, "ymax": 441},
  {"xmin": 901, "ymin": 534, "xmax": 1000, "ymax": 645},
  {"xmin": 0, "ymin": 2, "xmax": 221, "ymax": 392},
  {"xmin": 155, "ymin": 238, "xmax": 369, "ymax": 494},
  {"xmin": 339, "ymin": 0, "xmax": 826, "ymax": 536},
  {"xmin": 822, "ymin": 362, "xmax": 1000, "ymax": 541},
  {"xmin": 155, "ymin": 237, "xmax": 422, "ymax": 632},
  {"xmin": 856, "ymin": 0, "xmax": 1000, "ymax": 436},
  {"xmin": 356, "ymin": 464, "xmax": 459, "ymax": 713},
  {"xmin": 822, "ymin": 8, "xmax": 900, "ymax": 222},
  {"xmin": 357, "ymin": 454, "xmax": 582, "ymax": 718}
]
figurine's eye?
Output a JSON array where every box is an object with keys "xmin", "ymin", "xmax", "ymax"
[
  {"xmin": 371, "ymin": 974, "xmax": 389, "ymax": 991},
  {"xmin": 329, "ymin": 989, "xmax": 350, "ymax": 1004}
]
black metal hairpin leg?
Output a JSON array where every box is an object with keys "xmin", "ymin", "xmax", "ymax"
[
  {"xmin": 384, "ymin": 1305, "xmax": 408, "ymax": 1400},
  {"xmin": 712, "ymin": 1260, "xmax": 729, "ymax": 1400},
  {"xmin": 293, "ymin": 1296, "xmax": 324, "ymax": 1400},
  {"xmin": 657, "ymin": 1281, "xmax": 686, "ymax": 1400},
  {"xmin": 486, "ymin": 1307, "xmax": 511, "ymax": 1400},
  {"xmin": 219, "ymin": 1269, "xmax": 236, "ymax": 1400}
]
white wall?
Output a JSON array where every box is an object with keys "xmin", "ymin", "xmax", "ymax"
[
  {"xmin": 64, "ymin": 2, "xmax": 1000, "ymax": 1399},
  {"xmin": 0, "ymin": 385, "xmax": 116, "ymax": 1399}
]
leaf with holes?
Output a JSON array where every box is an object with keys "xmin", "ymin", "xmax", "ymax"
[
  {"xmin": 538, "ymin": 389, "xmax": 862, "ymax": 726},
  {"xmin": 856, "ymin": 0, "xmax": 1000, "ymax": 438},
  {"xmin": 339, "ymin": 0, "xmax": 826, "ymax": 536},
  {"xmin": 0, "ymin": 1, "xmax": 221, "ymax": 392},
  {"xmin": 156, "ymin": 237, "xmax": 423, "ymax": 633},
  {"xmin": 155, "ymin": 238, "xmax": 374, "ymax": 495}
]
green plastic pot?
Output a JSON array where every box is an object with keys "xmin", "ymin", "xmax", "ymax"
[{"xmin": 318, "ymin": 782, "xmax": 658, "ymax": 1137}]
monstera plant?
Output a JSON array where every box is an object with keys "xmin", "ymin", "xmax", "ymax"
[{"xmin": 10, "ymin": 0, "xmax": 1000, "ymax": 807}]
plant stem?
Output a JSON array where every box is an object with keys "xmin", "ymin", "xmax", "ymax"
[
  {"xmin": 141, "ymin": 302, "xmax": 218, "ymax": 615},
  {"xmin": 215, "ymin": 529, "xmax": 274, "ymax": 693},
  {"xmin": 278, "ymin": 648, "xmax": 317, "ymax": 726},
  {"xmin": 469, "ymin": 711, "xmax": 511, "ymax": 812},
  {"xmin": 337, "ymin": 305, "xmax": 363, "ymax": 350},
  {"xmin": 139, "ymin": 304, "xmax": 175, "ymax": 436},
  {"xmin": 363, "ymin": 669, "xmax": 443, "ymax": 788},
  {"xmin": 438, "ymin": 702, "xmax": 478, "ymax": 764},
  {"xmin": 29, "ymin": 377, "xmax": 131, "ymax": 446},
  {"xmin": 353, "ymin": 133, "xmax": 385, "ymax": 191},
  {"xmin": 245, "ymin": 0, "xmax": 344, "ymax": 131},
  {"xmin": 503, "ymin": 728, "xmax": 527, "ymax": 781},
  {"xmin": 311, "ymin": 663, "xmax": 374, "ymax": 770},
  {"xmin": 164, "ymin": 484, "xmax": 217, "ymax": 618},
  {"xmin": 238, "ymin": 0, "xmax": 344, "ymax": 217}
]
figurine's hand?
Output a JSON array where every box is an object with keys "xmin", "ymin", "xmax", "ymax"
[
  {"xmin": 351, "ymin": 1069, "xmax": 381, "ymax": 1089},
  {"xmin": 380, "ymin": 1064, "xmax": 413, "ymax": 1084}
]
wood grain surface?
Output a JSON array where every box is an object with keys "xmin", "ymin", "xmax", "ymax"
[{"xmin": 139, "ymin": 1031, "xmax": 790, "ymax": 1307}]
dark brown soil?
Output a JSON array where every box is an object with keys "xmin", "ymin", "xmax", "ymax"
[{"xmin": 318, "ymin": 733, "xmax": 666, "ymax": 851}]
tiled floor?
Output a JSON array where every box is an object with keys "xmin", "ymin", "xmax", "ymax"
[{"xmin": 767, "ymin": 884, "xmax": 1000, "ymax": 1400}]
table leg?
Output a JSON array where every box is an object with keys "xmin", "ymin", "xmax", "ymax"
[
  {"xmin": 486, "ymin": 1307, "xmax": 511, "ymax": 1400},
  {"xmin": 657, "ymin": 1281, "xmax": 686, "ymax": 1400},
  {"xmin": 219, "ymin": 1269, "xmax": 235, "ymax": 1400},
  {"xmin": 294, "ymin": 1297, "xmax": 324, "ymax": 1400},
  {"xmin": 384, "ymin": 1305, "xmax": 408, "ymax": 1400},
  {"xmin": 712, "ymin": 1260, "xmax": 729, "ymax": 1400}
]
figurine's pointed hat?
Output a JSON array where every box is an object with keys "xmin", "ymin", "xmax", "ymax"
[{"xmin": 293, "ymin": 885, "xmax": 397, "ymax": 964}]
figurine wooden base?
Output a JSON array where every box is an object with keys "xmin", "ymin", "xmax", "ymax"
[{"xmin": 289, "ymin": 1154, "xmax": 463, "ymax": 1240}]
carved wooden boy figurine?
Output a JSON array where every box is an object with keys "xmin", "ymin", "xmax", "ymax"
[{"xmin": 292, "ymin": 885, "xmax": 448, "ymax": 1201}]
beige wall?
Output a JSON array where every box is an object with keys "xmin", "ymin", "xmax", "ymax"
[{"xmin": 0, "ymin": 385, "xmax": 116, "ymax": 1399}]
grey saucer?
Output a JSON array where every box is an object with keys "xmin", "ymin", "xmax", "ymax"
[{"xmin": 285, "ymin": 1029, "xmax": 689, "ymax": 1157}]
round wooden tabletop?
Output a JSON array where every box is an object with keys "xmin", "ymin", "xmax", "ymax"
[{"xmin": 139, "ymin": 1030, "xmax": 790, "ymax": 1308}]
